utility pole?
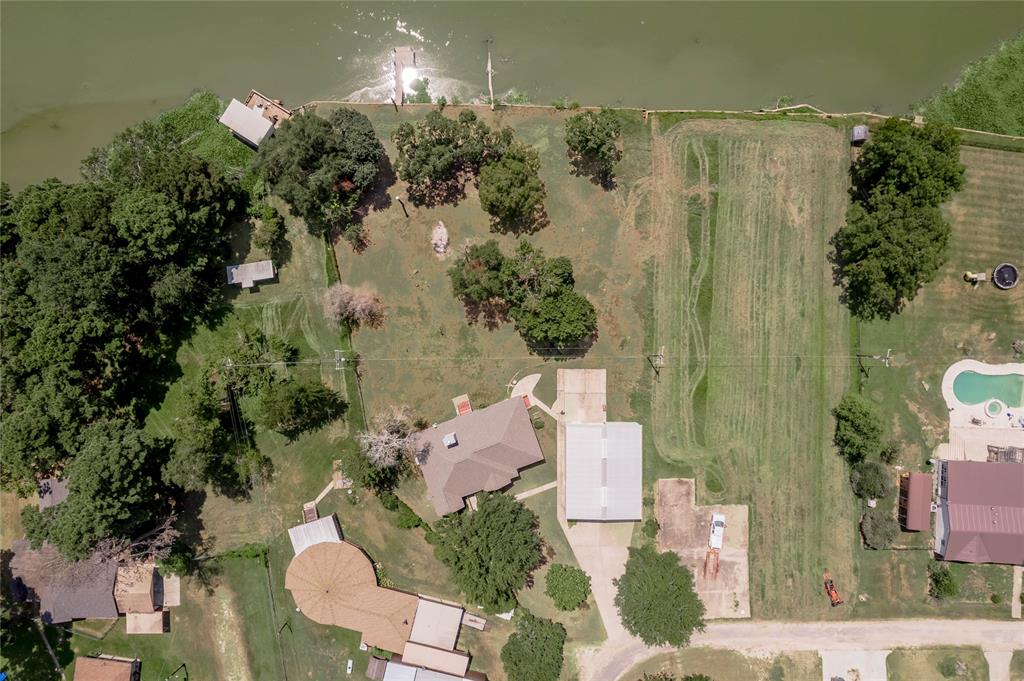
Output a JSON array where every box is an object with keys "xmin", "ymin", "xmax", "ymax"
[{"xmin": 648, "ymin": 345, "xmax": 665, "ymax": 379}]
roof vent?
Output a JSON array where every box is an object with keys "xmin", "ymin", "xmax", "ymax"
[{"xmin": 442, "ymin": 432, "xmax": 459, "ymax": 448}]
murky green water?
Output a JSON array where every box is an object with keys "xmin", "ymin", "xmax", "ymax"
[{"xmin": 2, "ymin": 2, "xmax": 1022, "ymax": 189}]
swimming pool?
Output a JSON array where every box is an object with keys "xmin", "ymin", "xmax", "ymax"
[{"xmin": 952, "ymin": 370, "xmax": 1024, "ymax": 408}]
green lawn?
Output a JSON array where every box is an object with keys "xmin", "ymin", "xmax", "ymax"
[
  {"xmin": 887, "ymin": 647, "xmax": 989, "ymax": 681},
  {"xmin": 1011, "ymin": 650, "xmax": 1024, "ymax": 681}
]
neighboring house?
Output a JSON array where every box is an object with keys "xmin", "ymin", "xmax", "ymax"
[
  {"xmin": 72, "ymin": 655, "xmax": 139, "ymax": 681},
  {"xmin": 565, "ymin": 422, "xmax": 643, "ymax": 521},
  {"xmin": 8, "ymin": 541, "xmax": 181, "ymax": 630},
  {"xmin": 899, "ymin": 472, "xmax": 933, "ymax": 532},
  {"xmin": 285, "ymin": 529, "xmax": 481, "ymax": 679},
  {"xmin": 226, "ymin": 260, "xmax": 276, "ymax": 289},
  {"xmin": 414, "ymin": 398, "xmax": 544, "ymax": 516},
  {"xmin": 218, "ymin": 98, "xmax": 276, "ymax": 148},
  {"xmin": 934, "ymin": 461, "xmax": 1024, "ymax": 565},
  {"xmin": 9, "ymin": 541, "xmax": 118, "ymax": 624},
  {"xmin": 37, "ymin": 477, "xmax": 69, "ymax": 510}
]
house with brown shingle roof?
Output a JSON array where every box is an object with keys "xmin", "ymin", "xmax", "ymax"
[
  {"xmin": 414, "ymin": 398, "xmax": 544, "ymax": 516},
  {"xmin": 934, "ymin": 461, "xmax": 1024, "ymax": 565},
  {"xmin": 9, "ymin": 540, "xmax": 119, "ymax": 624},
  {"xmin": 72, "ymin": 655, "xmax": 138, "ymax": 681}
]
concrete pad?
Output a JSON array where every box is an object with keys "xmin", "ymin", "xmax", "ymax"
[
  {"xmin": 557, "ymin": 369, "xmax": 607, "ymax": 423},
  {"xmin": 1011, "ymin": 566, "xmax": 1022, "ymax": 619},
  {"xmin": 565, "ymin": 522, "xmax": 631, "ymax": 642},
  {"xmin": 655, "ymin": 479, "xmax": 750, "ymax": 619},
  {"xmin": 820, "ymin": 650, "xmax": 889, "ymax": 681},
  {"xmin": 126, "ymin": 611, "xmax": 166, "ymax": 635},
  {"xmin": 985, "ymin": 650, "xmax": 1012, "ymax": 681}
]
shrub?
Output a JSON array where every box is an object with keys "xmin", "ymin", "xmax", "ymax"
[
  {"xmin": 500, "ymin": 610, "xmax": 565, "ymax": 681},
  {"xmin": 544, "ymin": 564, "xmax": 591, "ymax": 611},
  {"xmin": 250, "ymin": 202, "xmax": 286, "ymax": 258},
  {"xmin": 322, "ymin": 283, "xmax": 386, "ymax": 329},
  {"xmin": 157, "ymin": 540, "xmax": 196, "ymax": 576},
  {"xmin": 395, "ymin": 503, "xmax": 423, "ymax": 529},
  {"xmin": 929, "ymin": 562, "xmax": 959, "ymax": 599},
  {"xmin": 642, "ymin": 517, "xmax": 660, "ymax": 539},
  {"xmin": 850, "ymin": 461, "xmax": 893, "ymax": 500},
  {"xmin": 938, "ymin": 655, "xmax": 961, "ymax": 678},
  {"xmin": 258, "ymin": 379, "xmax": 346, "ymax": 439},
  {"xmin": 860, "ymin": 508, "xmax": 899, "ymax": 549},
  {"xmin": 832, "ymin": 393, "xmax": 885, "ymax": 464},
  {"xmin": 614, "ymin": 544, "xmax": 705, "ymax": 646},
  {"xmin": 880, "ymin": 440, "xmax": 900, "ymax": 465}
]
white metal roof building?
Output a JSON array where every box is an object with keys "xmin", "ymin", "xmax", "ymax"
[
  {"xmin": 287, "ymin": 515, "xmax": 342, "ymax": 556},
  {"xmin": 382, "ymin": 661, "xmax": 469, "ymax": 681},
  {"xmin": 226, "ymin": 260, "xmax": 276, "ymax": 288},
  {"xmin": 565, "ymin": 422, "xmax": 642, "ymax": 521},
  {"xmin": 409, "ymin": 598, "xmax": 463, "ymax": 650},
  {"xmin": 218, "ymin": 98, "xmax": 276, "ymax": 147}
]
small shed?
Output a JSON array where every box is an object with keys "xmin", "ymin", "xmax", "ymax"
[
  {"xmin": 219, "ymin": 98, "xmax": 275, "ymax": 148},
  {"xmin": 367, "ymin": 656, "xmax": 389, "ymax": 681},
  {"xmin": 850, "ymin": 125, "xmax": 870, "ymax": 146},
  {"xmin": 288, "ymin": 514, "xmax": 342, "ymax": 556},
  {"xmin": 899, "ymin": 472, "xmax": 932, "ymax": 532},
  {"xmin": 226, "ymin": 260, "xmax": 276, "ymax": 288}
]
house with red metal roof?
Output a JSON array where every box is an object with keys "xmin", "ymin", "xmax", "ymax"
[{"xmin": 934, "ymin": 461, "xmax": 1024, "ymax": 565}]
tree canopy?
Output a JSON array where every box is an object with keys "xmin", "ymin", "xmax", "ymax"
[
  {"xmin": 255, "ymin": 108, "xmax": 385, "ymax": 241},
  {"xmin": 565, "ymin": 108, "xmax": 622, "ymax": 185},
  {"xmin": 500, "ymin": 610, "xmax": 566, "ymax": 681},
  {"xmin": 614, "ymin": 544, "xmax": 705, "ymax": 647},
  {"xmin": 1, "ymin": 127, "xmax": 241, "ymax": 498},
  {"xmin": 447, "ymin": 240, "xmax": 597, "ymax": 352},
  {"xmin": 391, "ymin": 108, "xmax": 511, "ymax": 206},
  {"xmin": 478, "ymin": 144, "xmax": 547, "ymax": 232},
  {"xmin": 850, "ymin": 460, "xmax": 893, "ymax": 500},
  {"xmin": 834, "ymin": 118, "xmax": 964, "ymax": 320},
  {"xmin": 258, "ymin": 378, "xmax": 346, "ymax": 440},
  {"xmin": 832, "ymin": 393, "xmax": 885, "ymax": 465},
  {"xmin": 860, "ymin": 507, "xmax": 899, "ymax": 549},
  {"xmin": 544, "ymin": 564, "xmax": 592, "ymax": 611},
  {"xmin": 21, "ymin": 418, "xmax": 170, "ymax": 560},
  {"xmin": 431, "ymin": 492, "xmax": 542, "ymax": 613}
]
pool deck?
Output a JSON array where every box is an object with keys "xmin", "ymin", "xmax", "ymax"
[{"xmin": 938, "ymin": 359, "xmax": 1024, "ymax": 461}]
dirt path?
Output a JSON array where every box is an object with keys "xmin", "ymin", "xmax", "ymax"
[
  {"xmin": 577, "ymin": 619, "xmax": 1024, "ymax": 681},
  {"xmin": 210, "ymin": 586, "xmax": 254, "ymax": 681}
]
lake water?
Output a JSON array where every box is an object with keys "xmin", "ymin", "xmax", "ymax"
[{"xmin": 2, "ymin": 1, "xmax": 1022, "ymax": 189}]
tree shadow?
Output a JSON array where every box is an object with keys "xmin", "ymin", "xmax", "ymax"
[
  {"xmin": 489, "ymin": 205, "xmax": 550, "ymax": 236},
  {"xmin": 462, "ymin": 299, "xmax": 511, "ymax": 331},
  {"xmin": 407, "ymin": 176, "xmax": 469, "ymax": 209},
  {"xmin": 570, "ymin": 156, "xmax": 617, "ymax": 191},
  {"xmin": 363, "ymin": 154, "xmax": 397, "ymax": 213},
  {"xmin": 527, "ymin": 330, "xmax": 598, "ymax": 360}
]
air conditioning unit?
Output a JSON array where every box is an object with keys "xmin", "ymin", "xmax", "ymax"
[
  {"xmin": 442, "ymin": 432, "xmax": 458, "ymax": 448},
  {"xmin": 930, "ymin": 503, "xmax": 938, "ymax": 513}
]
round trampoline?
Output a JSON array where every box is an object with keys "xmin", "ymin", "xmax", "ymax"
[{"xmin": 993, "ymin": 263, "xmax": 1019, "ymax": 290}]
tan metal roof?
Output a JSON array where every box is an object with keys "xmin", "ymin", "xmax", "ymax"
[
  {"xmin": 900, "ymin": 473, "xmax": 932, "ymax": 532},
  {"xmin": 409, "ymin": 597, "xmax": 463, "ymax": 650},
  {"xmin": 72, "ymin": 657, "xmax": 134, "ymax": 681},
  {"xmin": 942, "ymin": 462, "xmax": 1024, "ymax": 564},
  {"xmin": 416, "ymin": 399, "xmax": 544, "ymax": 515},
  {"xmin": 400, "ymin": 642, "xmax": 470, "ymax": 677},
  {"xmin": 126, "ymin": 611, "xmax": 165, "ymax": 634},
  {"xmin": 114, "ymin": 562, "xmax": 156, "ymax": 614},
  {"xmin": 285, "ymin": 541, "xmax": 418, "ymax": 653}
]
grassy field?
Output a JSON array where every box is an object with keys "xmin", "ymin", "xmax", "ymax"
[
  {"xmin": 1011, "ymin": 650, "xmax": 1024, "ymax": 681},
  {"xmin": 852, "ymin": 145, "xmax": 1024, "ymax": 619},
  {"xmin": 639, "ymin": 115, "xmax": 858, "ymax": 618},
  {"xmin": 887, "ymin": 647, "xmax": 990, "ymax": 681},
  {"xmin": 622, "ymin": 648, "xmax": 822, "ymax": 681}
]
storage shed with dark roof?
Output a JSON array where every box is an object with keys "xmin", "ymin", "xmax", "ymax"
[{"xmin": 899, "ymin": 472, "xmax": 933, "ymax": 532}]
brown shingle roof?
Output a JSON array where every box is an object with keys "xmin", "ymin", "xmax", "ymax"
[
  {"xmin": 285, "ymin": 541, "xmax": 418, "ymax": 653},
  {"xmin": 941, "ymin": 462, "xmax": 1024, "ymax": 565},
  {"xmin": 72, "ymin": 656, "xmax": 135, "ymax": 681},
  {"xmin": 9, "ymin": 540, "xmax": 118, "ymax": 624},
  {"xmin": 900, "ymin": 473, "xmax": 932, "ymax": 532},
  {"xmin": 114, "ymin": 562, "xmax": 156, "ymax": 614},
  {"xmin": 416, "ymin": 399, "xmax": 544, "ymax": 515}
]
